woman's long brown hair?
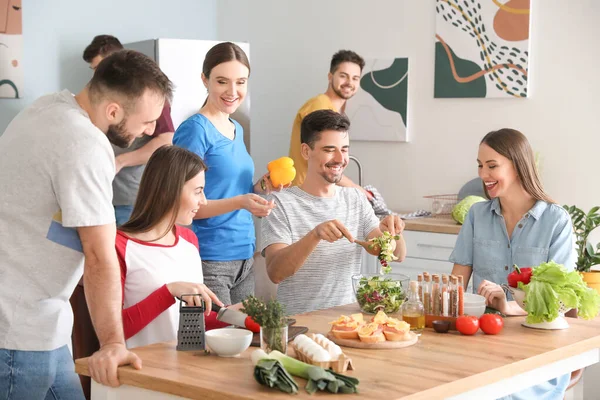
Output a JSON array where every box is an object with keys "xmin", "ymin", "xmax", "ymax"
[
  {"xmin": 480, "ymin": 128, "xmax": 554, "ymax": 203},
  {"xmin": 119, "ymin": 145, "xmax": 207, "ymax": 240}
]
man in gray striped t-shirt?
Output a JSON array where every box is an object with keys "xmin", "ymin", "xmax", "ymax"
[{"xmin": 261, "ymin": 110, "xmax": 407, "ymax": 315}]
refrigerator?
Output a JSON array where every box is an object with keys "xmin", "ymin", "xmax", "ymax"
[{"xmin": 125, "ymin": 39, "xmax": 251, "ymax": 152}]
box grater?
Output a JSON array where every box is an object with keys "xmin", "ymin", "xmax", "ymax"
[{"xmin": 176, "ymin": 295, "xmax": 206, "ymax": 351}]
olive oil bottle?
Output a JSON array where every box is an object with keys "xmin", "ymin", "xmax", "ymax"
[{"xmin": 402, "ymin": 280, "xmax": 425, "ymax": 334}]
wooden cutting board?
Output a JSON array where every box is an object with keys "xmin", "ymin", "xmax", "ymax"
[{"xmin": 326, "ymin": 331, "xmax": 418, "ymax": 349}]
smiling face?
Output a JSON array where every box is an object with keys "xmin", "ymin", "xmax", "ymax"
[
  {"xmin": 477, "ymin": 143, "xmax": 521, "ymax": 199},
  {"xmin": 176, "ymin": 171, "xmax": 207, "ymax": 226},
  {"xmin": 304, "ymin": 129, "xmax": 350, "ymax": 185},
  {"xmin": 202, "ymin": 60, "xmax": 249, "ymax": 115},
  {"xmin": 329, "ymin": 61, "xmax": 362, "ymax": 100}
]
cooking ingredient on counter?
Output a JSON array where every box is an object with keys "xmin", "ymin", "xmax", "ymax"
[
  {"xmin": 368, "ymin": 231, "xmax": 401, "ymax": 274},
  {"xmin": 357, "ymin": 322, "xmax": 385, "ymax": 343},
  {"xmin": 354, "ymin": 274, "xmax": 407, "ymax": 314},
  {"xmin": 456, "ymin": 315, "xmax": 479, "ymax": 335},
  {"xmin": 451, "ymin": 195, "xmax": 487, "ymax": 224},
  {"xmin": 449, "ymin": 275, "xmax": 459, "ymax": 317},
  {"xmin": 507, "ymin": 265, "xmax": 533, "ymax": 288},
  {"xmin": 432, "ymin": 320, "xmax": 451, "ymax": 333},
  {"xmin": 267, "ymin": 156, "xmax": 296, "ymax": 187},
  {"xmin": 423, "ymin": 273, "xmax": 432, "ymax": 314},
  {"xmin": 432, "ymin": 275, "xmax": 441, "ymax": 315},
  {"xmin": 242, "ymin": 295, "xmax": 287, "ymax": 353},
  {"xmin": 458, "ymin": 275, "xmax": 465, "ymax": 316},
  {"xmin": 382, "ymin": 318, "xmax": 412, "ymax": 341},
  {"xmin": 518, "ymin": 261, "xmax": 600, "ymax": 323},
  {"xmin": 253, "ymin": 349, "xmax": 359, "ymax": 394},
  {"xmin": 292, "ymin": 334, "xmax": 353, "ymax": 373},
  {"xmin": 329, "ymin": 314, "xmax": 364, "ymax": 340},
  {"xmin": 254, "ymin": 356, "xmax": 299, "ymax": 394},
  {"xmin": 401, "ymin": 281, "xmax": 425, "ymax": 334},
  {"xmin": 479, "ymin": 314, "xmax": 504, "ymax": 335}
]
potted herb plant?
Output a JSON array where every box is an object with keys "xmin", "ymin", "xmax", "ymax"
[
  {"xmin": 242, "ymin": 295, "xmax": 288, "ymax": 353},
  {"xmin": 564, "ymin": 205, "xmax": 600, "ymax": 293}
]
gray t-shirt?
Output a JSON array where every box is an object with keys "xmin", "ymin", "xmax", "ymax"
[
  {"xmin": 261, "ymin": 186, "xmax": 380, "ymax": 315},
  {"xmin": 112, "ymin": 136, "xmax": 151, "ymax": 206},
  {"xmin": 0, "ymin": 90, "xmax": 115, "ymax": 351}
]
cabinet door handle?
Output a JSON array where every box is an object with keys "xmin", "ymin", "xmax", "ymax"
[{"xmin": 416, "ymin": 243, "xmax": 455, "ymax": 250}]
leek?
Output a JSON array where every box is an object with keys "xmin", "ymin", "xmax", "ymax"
[{"xmin": 251, "ymin": 349, "xmax": 359, "ymax": 394}]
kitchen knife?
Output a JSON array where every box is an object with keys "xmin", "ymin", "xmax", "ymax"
[{"xmin": 211, "ymin": 303, "xmax": 261, "ymax": 333}]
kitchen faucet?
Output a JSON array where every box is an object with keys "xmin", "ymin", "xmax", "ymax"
[{"xmin": 348, "ymin": 155, "xmax": 363, "ymax": 187}]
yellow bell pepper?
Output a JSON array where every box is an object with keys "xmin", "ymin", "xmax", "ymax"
[{"xmin": 267, "ymin": 157, "xmax": 296, "ymax": 187}]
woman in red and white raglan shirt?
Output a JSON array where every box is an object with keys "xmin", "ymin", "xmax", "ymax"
[{"xmin": 116, "ymin": 145, "xmax": 231, "ymax": 348}]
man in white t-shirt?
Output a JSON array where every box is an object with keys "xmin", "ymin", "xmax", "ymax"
[
  {"xmin": 262, "ymin": 110, "xmax": 407, "ymax": 315},
  {"xmin": 0, "ymin": 50, "xmax": 173, "ymax": 399}
]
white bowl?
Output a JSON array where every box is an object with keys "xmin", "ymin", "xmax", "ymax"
[
  {"xmin": 463, "ymin": 293, "xmax": 486, "ymax": 305},
  {"xmin": 463, "ymin": 303, "xmax": 486, "ymax": 318},
  {"xmin": 205, "ymin": 328, "xmax": 253, "ymax": 357}
]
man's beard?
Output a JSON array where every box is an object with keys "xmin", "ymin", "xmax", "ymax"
[
  {"xmin": 332, "ymin": 83, "xmax": 355, "ymax": 100},
  {"xmin": 320, "ymin": 162, "xmax": 346, "ymax": 184},
  {"xmin": 107, "ymin": 118, "xmax": 132, "ymax": 148}
]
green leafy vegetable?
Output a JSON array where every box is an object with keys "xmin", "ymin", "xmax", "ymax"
[
  {"xmin": 356, "ymin": 275, "xmax": 405, "ymax": 314},
  {"xmin": 451, "ymin": 196, "xmax": 487, "ymax": 225},
  {"xmin": 254, "ymin": 358, "xmax": 299, "ymax": 394},
  {"xmin": 242, "ymin": 296, "xmax": 287, "ymax": 353},
  {"xmin": 251, "ymin": 350, "xmax": 358, "ymax": 394},
  {"xmin": 518, "ymin": 261, "xmax": 600, "ymax": 323},
  {"xmin": 368, "ymin": 231, "xmax": 400, "ymax": 274}
]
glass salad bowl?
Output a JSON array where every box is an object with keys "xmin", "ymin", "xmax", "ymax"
[
  {"xmin": 504, "ymin": 285, "xmax": 572, "ymax": 330},
  {"xmin": 352, "ymin": 273, "xmax": 409, "ymax": 314}
]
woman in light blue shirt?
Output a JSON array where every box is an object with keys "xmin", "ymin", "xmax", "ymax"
[
  {"xmin": 450, "ymin": 128, "xmax": 576, "ymax": 400},
  {"xmin": 174, "ymin": 42, "xmax": 280, "ymax": 306}
]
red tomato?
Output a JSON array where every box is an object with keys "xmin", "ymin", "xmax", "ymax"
[
  {"xmin": 479, "ymin": 314, "xmax": 504, "ymax": 335},
  {"xmin": 456, "ymin": 315, "xmax": 479, "ymax": 335}
]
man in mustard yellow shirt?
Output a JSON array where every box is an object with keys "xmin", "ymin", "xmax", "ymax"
[{"xmin": 289, "ymin": 50, "xmax": 372, "ymax": 199}]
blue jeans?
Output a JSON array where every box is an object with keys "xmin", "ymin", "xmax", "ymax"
[
  {"xmin": 114, "ymin": 205, "xmax": 134, "ymax": 226},
  {"xmin": 0, "ymin": 346, "xmax": 85, "ymax": 400}
]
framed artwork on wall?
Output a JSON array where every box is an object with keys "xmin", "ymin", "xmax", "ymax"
[
  {"xmin": 0, "ymin": 0, "xmax": 22, "ymax": 99},
  {"xmin": 345, "ymin": 58, "xmax": 409, "ymax": 142},
  {"xmin": 434, "ymin": 0, "xmax": 531, "ymax": 98}
]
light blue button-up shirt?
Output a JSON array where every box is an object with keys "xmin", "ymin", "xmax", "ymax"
[
  {"xmin": 450, "ymin": 198, "xmax": 575, "ymax": 400},
  {"xmin": 450, "ymin": 198, "xmax": 576, "ymax": 292}
]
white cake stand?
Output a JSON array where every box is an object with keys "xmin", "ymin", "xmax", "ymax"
[{"xmin": 505, "ymin": 286, "xmax": 571, "ymax": 330}]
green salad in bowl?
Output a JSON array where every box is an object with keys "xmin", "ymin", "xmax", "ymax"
[{"xmin": 352, "ymin": 273, "xmax": 409, "ymax": 314}]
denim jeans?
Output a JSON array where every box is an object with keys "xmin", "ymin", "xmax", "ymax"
[
  {"xmin": 114, "ymin": 205, "xmax": 134, "ymax": 226},
  {"xmin": 0, "ymin": 345, "xmax": 84, "ymax": 399}
]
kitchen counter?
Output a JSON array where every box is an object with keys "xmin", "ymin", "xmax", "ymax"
[
  {"xmin": 76, "ymin": 304, "xmax": 600, "ymax": 400},
  {"xmin": 403, "ymin": 216, "xmax": 462, "ymax": 235}
]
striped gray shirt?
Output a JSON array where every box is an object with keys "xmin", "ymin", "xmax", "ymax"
[{"xmin": 261, "ymin": 186, "xmax": 380, "ymax": 315}]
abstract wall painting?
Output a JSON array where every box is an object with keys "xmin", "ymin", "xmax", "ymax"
[
  {"xmin": 434, "ymin": 0, "xmax": 531, "ymax": 98},
  {"xmin": 345, "ymin": 58, "xmax": 409, "ymax": 142},
  {"xmin": 0, "ymin": 0, "xmax": 22, "ymax": 98}
]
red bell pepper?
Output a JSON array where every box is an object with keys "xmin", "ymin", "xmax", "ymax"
[{"xmin": 507, "ymin": 264, "xmax": 532, "ymax": 288}]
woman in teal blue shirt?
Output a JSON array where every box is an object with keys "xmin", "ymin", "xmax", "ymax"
[
  {"xmin": 450, "ymin": 128, "xmax": 576, "ymax": 400},
  {"xmin": 173, "ymin": 42, "xmax": 280, "ymax": 306}
]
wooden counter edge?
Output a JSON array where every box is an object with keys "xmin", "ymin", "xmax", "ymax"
[
  {"xmin": 74, "ymin": 358, "xmax": 255, "ymax": 400},
  {"xmin": 75, "ymin": 335, "xmax": 600, "ymax": 400},
  {"xmin": 403, "ymin": 219, "xmax": 461, "ymax": 235},
  {"xmin": 396, "ymin": 336, "xmax": 600, "ymax": 400}
]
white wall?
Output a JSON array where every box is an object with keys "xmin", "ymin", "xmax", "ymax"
[
  {"xmin": 0, "ymin": 0, "xmax": 218, "ymax": 134},
  {"xmin": 217, "ymin": 0, "xmax": 600, "ymax": 212}
]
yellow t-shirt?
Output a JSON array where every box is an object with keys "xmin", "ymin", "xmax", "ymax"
[{"xmin": 288, "ymin": 94, "xmax": 337, "ymax": 186}]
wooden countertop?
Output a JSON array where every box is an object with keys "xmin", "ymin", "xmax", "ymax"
[
  {"xmin": 75, "ymin": 304, "xmax": 600, "ymax": 400},
  {"xmin": 403, "ymin": 216, "xmax": 462, "ymax": 235}
]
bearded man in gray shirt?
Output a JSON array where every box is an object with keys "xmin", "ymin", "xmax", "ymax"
[{"xmin": 261, "ymin": 110, "xmax": 407, "ymax": 315}]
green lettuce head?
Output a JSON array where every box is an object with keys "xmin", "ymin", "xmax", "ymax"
[{"xmin": 452, "ymin": 196, "xmax": 487, "ymax": 224}]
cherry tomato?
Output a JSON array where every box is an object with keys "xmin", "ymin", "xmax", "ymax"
[
  {"xmin": 479, "ymin": 314, "xmax": 504, "ymax": 335},
  {"xmin": 456, "ymin": 315, "xmax": 479, "ymax": 335}
]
